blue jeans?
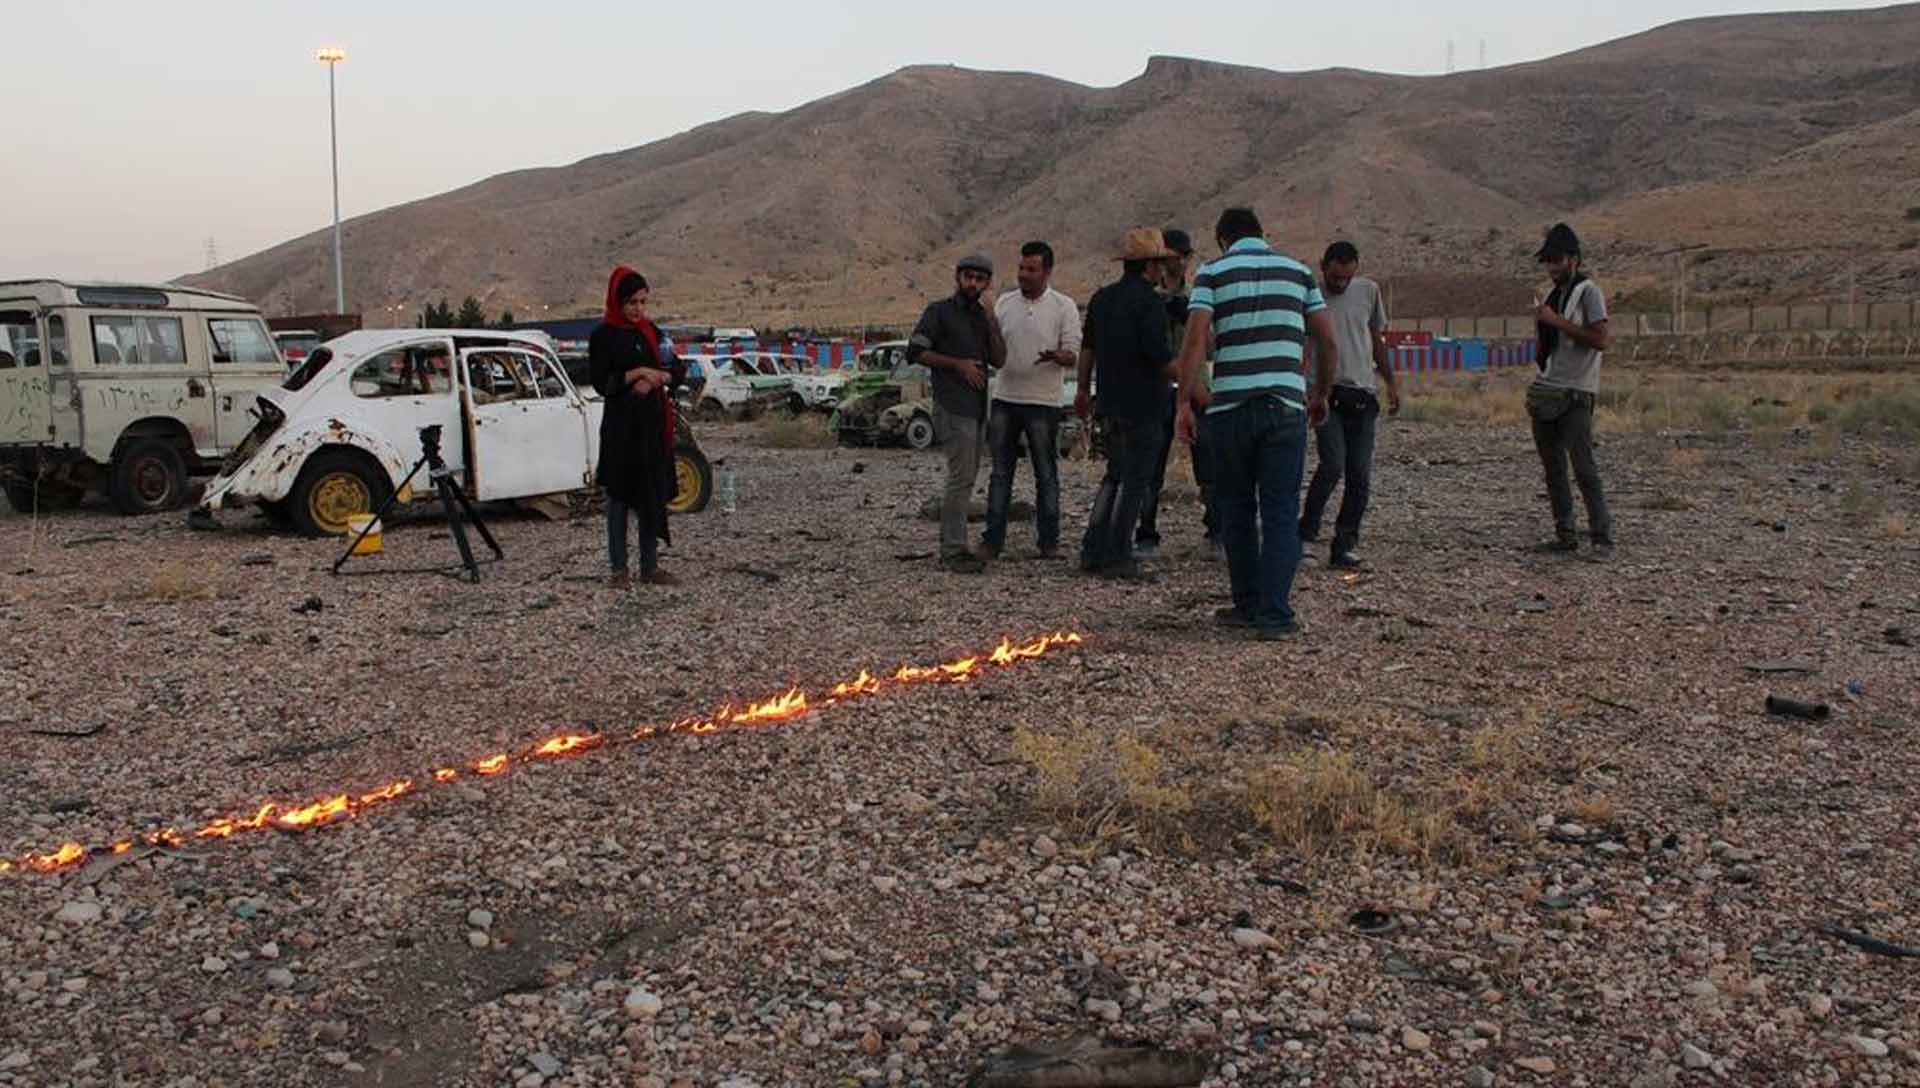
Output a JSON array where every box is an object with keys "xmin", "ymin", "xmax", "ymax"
[
  {"xmin": 983, "ymin": 400, "xmax": 1062, "ymax": 553},
  {"xmin": 1205, "ymin": 397, "xmax": 1308, "ymax": 631},
  {"xmin": 1079, "ymin": 414, "xmax": 1165, "ymax": 571},
  {"xmin": 607, "ymin": 497, "xmax": 659, "ymax": 574}
]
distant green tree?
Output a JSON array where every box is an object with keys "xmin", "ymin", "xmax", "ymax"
[
  {"xmin": 498, "ymin": 310, "xmax": 516, "ymax": 328},
  {"xmin": 416, "ymin": 299, "xmax": 454, "ymax": 327},
  {"xmin": 455, "ymin": 296, "xmax": 487, "ymax": 328}
]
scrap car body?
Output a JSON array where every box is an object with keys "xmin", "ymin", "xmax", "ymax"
[{"xmin": 197, "ymin": 328, "xmax": 711, "ymax": 536}]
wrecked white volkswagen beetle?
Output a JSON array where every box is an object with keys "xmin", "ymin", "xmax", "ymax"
[{"xmin": 197, "ymin": 329, "xmax": 712, "ymax": 536}]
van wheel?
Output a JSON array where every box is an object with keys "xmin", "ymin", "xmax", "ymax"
[
  {"xmin": 289, "ymin": 450, "xmax": 390, "ymax": 537},
  {"xmin": 904, "ymin": 414, "xmax": 936, "ymax": 450},
  {"xmin": 110, "ymin": 438, "xmax": 189, "ymax": 515}
]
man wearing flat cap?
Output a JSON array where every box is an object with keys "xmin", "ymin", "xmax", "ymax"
[
  {"xmin": 1075, "ymin": 228, "xmax": 1177, "ymax": 580},
  {"xmin": 1528, "ymin": 221, "xmax": 1614, "ymax": 560},
  {"xmin": 909, "ymin": 253, "xmax": 1008, "ymax": 573}
]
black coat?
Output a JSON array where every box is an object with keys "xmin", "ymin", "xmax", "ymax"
[{"xmin": 588, "ymin": 324, "xmax": 683, "ymax": 542}]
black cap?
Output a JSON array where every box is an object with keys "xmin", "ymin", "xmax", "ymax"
[
  {"xmin": 1535, "ymin": 222, "xmax": 1582, "ymax": 261},
  {"xmin": 956, "ymin": 254, "xmax": 994, "ymax": 276},
  {"xmin": 1161, "ymin": 229, "xmax": 1193, "ymax": 256}
]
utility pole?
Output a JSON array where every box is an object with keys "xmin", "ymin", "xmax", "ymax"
[
  {"xmin": 1446, "ymin": 40, "xmax": 1455, "ymax": 74},
  {"xmin": 1479, "ymin": 38, "xmax": 1487, "ymax": 69},
  {"xmin": 317, "ymin": 47, "xmax": 347, "ymax": 315}
]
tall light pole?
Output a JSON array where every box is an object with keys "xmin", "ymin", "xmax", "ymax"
[{"xmin": 316, "ymin": 47, "xmax": 347, "ymax": 315}]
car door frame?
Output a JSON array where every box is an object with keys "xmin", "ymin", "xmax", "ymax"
[{"xmin": 457, "ymin": 345, "xmax": 591, "ymax": 501}]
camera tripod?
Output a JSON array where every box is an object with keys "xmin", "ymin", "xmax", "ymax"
[{"xmin": 331, "ymin": 424, "xmax": 503, "ymax": 582}]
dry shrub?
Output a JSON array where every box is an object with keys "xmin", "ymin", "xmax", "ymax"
[
  {"xmin": 754, "ymin": 413, "xmax": 836, "ymax": 449},
  {"xmin": 1011, "ymin": 722, "xmax": 1195, "ymax": 850},
  {"xmin": 1641, "ymin": 492, "xmax": 1691, "ymax": 511},
  {"xmin": 1666, "ymin": 447, "xmax": 1706, "ymax": 472},
  {"xmin": 135, "ymin": 561, "xmax": 221, "ymax": 601},
  {"xmin": 1885, "ymin": 513, "xmax": 1911, "ymax": 539},
  {"xmin": 1567, "ymin": 792, "xmax": 1618, "ymax": 828},
  {"xmin": 1244, "ymin": 750, "xmax": 1459, "ymax": 865}
]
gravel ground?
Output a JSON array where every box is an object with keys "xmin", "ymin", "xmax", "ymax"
[{"xmin": 1, "ymin": 413, "xmax": 1917, "ymax": 1088}]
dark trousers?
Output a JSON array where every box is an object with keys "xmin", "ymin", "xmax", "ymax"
[
  {"xmin": 1207, "ymin": 397, "xmax": 1308, "ymax": 631},
  {"xmin": 1079, "ymin": 415, "xmax": 1165, "ymax": 571},
  {"xmin": 1301, "ymin": 393, "xmax": 1380, "ymax": 555},
  {"xmin": 1192, "ymin": 422, "xmax": 1218, "ymax": 540},
  {"xmin": 607, "ymin": 497, "xmax": 659, "ymax": 574},
  {"xmin": 1530, "ymin": 392, "xmax": 1613, "ymax": 543},
  {"xmin": 983, "ymin": 400, "xmax": 1062, "ymax": 553},
  {"xmin": 1135, "ymin": 392, "xmax": 1177, "ymax": 546}
]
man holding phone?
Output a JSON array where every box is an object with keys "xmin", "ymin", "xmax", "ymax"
[
  {"xmin": 909, "ymin": 254, "xmax": 1008, "ymax": 573},
  {"xmin": 984, "ymin": 241, "xmax": 1080, "ymax": 559}
]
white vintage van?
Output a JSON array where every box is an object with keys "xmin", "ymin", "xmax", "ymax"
[{"xmin": 0, "ymin": 280, "xmax": 286, "ymax": 514}]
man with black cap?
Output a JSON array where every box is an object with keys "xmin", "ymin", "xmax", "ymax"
[
  {"xmin": 1133, "ymin": 228, "xmax": 1200, "ymax": 560},
  {"xmin": 1528, "ymin": 222, "xmax": 1614, "ymax": 559},
  {"xmin": 909, "ymin": 254, "xmax": 1008, "ymax": 573}
]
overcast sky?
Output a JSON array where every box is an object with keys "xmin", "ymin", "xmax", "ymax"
[{"xmin": 0, "ymin": 0, "xmax": 1886, "ymax": 283}]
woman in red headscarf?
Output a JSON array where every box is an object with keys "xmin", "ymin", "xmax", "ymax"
[{"xmin": 589, "ymin": 267, "xmax": 685, "ymax": 587}]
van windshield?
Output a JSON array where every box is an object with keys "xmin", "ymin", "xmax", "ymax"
[{"xmin": 283, "ymin": 347, "xmax": 333, "ymax": 392}]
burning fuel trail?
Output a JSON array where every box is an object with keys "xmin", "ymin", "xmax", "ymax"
[{"xmin": 2, "ymin": 632, "xmax": 1084, "ymax": 879}]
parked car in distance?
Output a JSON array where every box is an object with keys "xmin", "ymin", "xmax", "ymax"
[
  {"xmin": 197, "ymin": 329, "xmax": 713, "ymax": 536},
  {"xmin": 677, "ymin": 354, "xmax": 792, "ymax": 421},
  {"xmin": 731, "ymin": 351, "xmax": 845, "ymax": 412},
  {"xmin": 272, "ymin": 330, "xmax": 322, "ymax": 369},
  {"xmin": 0, "ymin": 279, "xmax": 287, "ymax": 514}
]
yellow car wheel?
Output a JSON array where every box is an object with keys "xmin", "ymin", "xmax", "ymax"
[
  {"xmin": 289, "ymin": 450, "xmax": 389, "ymax": 537},
  {"xmin": 666, "ymin": 445, "xmax": 712, "ymax": 515}
]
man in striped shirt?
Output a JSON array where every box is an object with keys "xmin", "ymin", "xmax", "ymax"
[{"xmin": 1174, "ymin": 207, "xmax": 1338, "ymax": 639}]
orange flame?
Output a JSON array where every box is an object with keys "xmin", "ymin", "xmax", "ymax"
[
  {"xmin": 4, "ymin": 631, "xmax": 1086, "ymax": 877},
  {"xmin": 533, "ymin": 733, "xmax": 603, "ymax": 757}
]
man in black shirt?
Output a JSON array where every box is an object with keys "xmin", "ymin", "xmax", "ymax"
[
  {"xmin": 1075, "ymin": 229, "xmax": 1175, "ymax": 580},
  {"xmin": 908, "ymin": 254, "xmax": 1008, "ymax": 573}
]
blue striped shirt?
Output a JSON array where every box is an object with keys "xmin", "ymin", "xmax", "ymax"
[{"xmin": 1187, "ymin": 238, "xmax": 1325, "ymax": 414}]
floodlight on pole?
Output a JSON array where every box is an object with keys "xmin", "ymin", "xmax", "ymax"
[{"xmin": 317, "ymin": 47, "xmax": 347, "ymax": 315}]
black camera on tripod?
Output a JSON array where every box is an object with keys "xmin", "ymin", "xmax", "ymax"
[
  {"xmin": 334, "ymin": 421, "xmax": 502, "ymax": 581},
  {"xmin": 419, "ymin": 424, "xmax": 449, "ymax": 480}
]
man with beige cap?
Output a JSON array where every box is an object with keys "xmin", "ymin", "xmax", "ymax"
[{"xmin": 1075, "ymin": 228, "xmax": 1176, "ymax": 580}]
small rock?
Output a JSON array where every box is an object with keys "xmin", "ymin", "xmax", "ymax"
[
  {"xmin": 1085, "ymin": 997, "xmax": 1122, "ymax": 1023},
  {"xmin": 1031, "ymin": 835, "xmax": 1059, "ymax": 859},
  {"xmin": 1344, "ymin": 1014, "xmax": 1379, "ymax": 1033},
  {"xmin": 624, "ymin": 989, "xmax": 663, "ymax": 1019},
  {"xmin": 859, "ymin": 1029, "xmax": 883, "ymax": 1056},
  {"xmin": 529, "ymin": 1052, "xmax": 562, "ymax": 1076},
  {"xmin": 515, "ymin": 1075, "xmax": 545, "ymax": 1088},
  {"xmin": 258, "ymin": 941, "xmax": 281, "ymax": 960},
  {"xmin": 265, "ymin": 968, "xmax": 296, "ymax": 990},
  {"xmin": 1808, "ymin": 994, "xmax": 1833, "ymax": 1019},
  {"xmin": 871, "ymin": 876, "xmax": 899, "ymax": 893},
  {"xmin": 54, "ymin": 901, "xmax": 102, "ymax": 925},
  {"xmin": 320, "ymin": 1050, "xmax": 350, "ymax": 1067},
  {"xmin": 466, "ymin": 931, "xmax": 490, "ymax": 949},
  {"xmin": 467, "ymin": 908, "xmax": 494, "ymax": 930},
  {"xmin": 0, "ymin": 1053, "xmax": 29, "ymax": 1071},
  {"xmin": 975, "ymin": 983, "xmax": 1002, "ymax": 1004},
  {"xmin": 1513, "ymin": 1056, "xmax": 1556, "ymax": 1075},
  {"xmin": 201, "ymin": 956, "xmax": 228, "ymax": 974},
  {"xmin": 1230, "ymin": 927, "xmax": 1280, "ymax": 951},
  {"xmin": 1466, "ymin": 1067, "xmax": 1497, "ymax": 1088},
  {"xmin": 1402, "ymin": 1027, "xmax": 1432, "ymax": 1051},
  {"xmin": 315, "ymin": 1022, "xmax": 349, "ymax": 1044},
  {"xmin": 1681, "ymin": 1043, "xmax": 1713, "ymax": 1069},
  {"xmin": 1846, "ymin": 1036, "xmax": 1890, "ymax": 1058}
]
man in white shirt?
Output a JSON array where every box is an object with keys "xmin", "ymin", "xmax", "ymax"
[{"xmin": 983, "ymin": 241, "xmax": 1081, "ymax": 559}]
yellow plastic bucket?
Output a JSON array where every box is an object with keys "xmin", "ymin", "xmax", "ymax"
[{"xmin": 345, "ymin": 513, "xmax": 383, "ymax": 555}]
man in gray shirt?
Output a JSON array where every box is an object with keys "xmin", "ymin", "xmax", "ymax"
[
  {"xmin": 1300, "ymin": 241, "xmax": 1400, "ymax": 568},
  {"xmin": 908, "ymin": 254, "xmax": 1008, "ymax": 573},
  {"xmin": 1527, "ymin": 222, "xmax": 1613, "ymax": 559}
]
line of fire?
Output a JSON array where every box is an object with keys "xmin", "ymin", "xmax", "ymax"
[{"xmin": 2, "ymin": 632, "xmax": 1084, "ymax": 879}]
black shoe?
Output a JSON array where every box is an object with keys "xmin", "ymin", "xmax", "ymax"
[
  {"xmin": 1100, "ymin": 561, "xmax": 1157, "ymax": 584},
  {"xmin": 1036, "ymin": 544, "xmax": 1063, "ymax": 560},
  {"xmin": 1533, "ymin": 537, "xmax": 1580, "ymax": 554},
  {"xmin": 1298, "ymin": 520, "xmax": 1320, "ymax": 544},
  {"xmin": 941, "ymin": 553, "xmax": 987, "ymax": 574},
  {"xmin": 1328, "ymin": 552, "xmax": 1364, "ymax": 570},
  {"xmin": 1213, "ymin": 606, "xmax": 1253, "ymax": 628},
  {"xmin": 1133, "ymin": 541, "xmax": 1161, "ymax": 561},
  {"xmin": 1253, "ymin": 623, "xmax": 1303, "ymax": 642},
  {"xmin": 1583, "ymin": 541, "xmax": 1615, "ymax": 563}
]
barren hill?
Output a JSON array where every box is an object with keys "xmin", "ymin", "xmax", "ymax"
[{"xmin": 187, "ymin": 4, "xmax": 1920, "ymax": 326}]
